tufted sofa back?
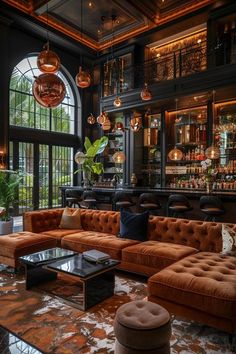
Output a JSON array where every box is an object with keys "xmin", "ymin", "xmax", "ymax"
[
  {"xmin": 80, "ymin": 209, "xmax": 120, "ymax": 235},
  {"xmin": 148, "ymin": 216, "xmax": 236, "ymax": 253},
  {"xmin": 23, "ymin": 209, "xmax": 236, "ymax": 253}
]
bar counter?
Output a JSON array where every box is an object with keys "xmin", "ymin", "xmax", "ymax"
[{"xmin": 60, "ymin": 186, "xmax": 236, "ymax": 223}]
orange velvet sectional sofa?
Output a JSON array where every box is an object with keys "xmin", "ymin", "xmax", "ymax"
[{"xmin": 23, "ymin": 208, "xmax": 236, "ymax": 333}]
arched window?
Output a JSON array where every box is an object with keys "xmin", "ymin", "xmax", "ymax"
[
  {"xmin": 10, "ymin": 55, "xmax": 76, "ymax": 133},
  {"xmin": 9, "ymin": 55, "xmax": 80, "ymax": 213}
]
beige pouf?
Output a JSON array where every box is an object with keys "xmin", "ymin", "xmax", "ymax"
[
  {"xmin": 0, "ymin": 231, "xmax": 57, "ymax": 268},
  {"xmin": 114, "ymin": 300, "xmax": 171, "ymax": 354}
]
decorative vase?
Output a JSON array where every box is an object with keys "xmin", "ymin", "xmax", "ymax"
[
  {"xmin": 82, "ymin": 171, "xmax": 92, "ymax": 190},
  {"xmin": 206, "ymin": 181, "xmax": 213, "ymax": 194},
  {"xmin": 0, "ymin": 218, "xmax": 13, "ymax": 235}
]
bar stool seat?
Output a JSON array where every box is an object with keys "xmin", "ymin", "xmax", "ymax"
[
  {"xmin": 65, "ymin": 189, "xmax": 83, "ymax": 208},
  {"xmin": 200, "ymin": 196, "xmax": 225, "ymax": 221},
  {"xmin": 82, "ymin": 191, "xmax": 98, "ymax": 209},
  {"xmin": 139, "ymin": 193, "xmax": 162, "ymax": 215},
  {"xmin": 113, "ymin": 191, "xmax": 135, "ymax": 211},
  {"xmin": 167, "ymin": 194, "xmax": 192, "ymax": 218}
]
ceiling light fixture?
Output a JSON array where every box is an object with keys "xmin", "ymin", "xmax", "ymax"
[
  {"xmin": 33, "ymin": 4, "xmax": 65, "ymax": 108},
  {"xmin": 113, "ymin": 96, "xmax": 122, "ymax": 107},
  {"xmin": 140, "ymin": 83, "xmax": 152, "ymax": 101},
  {"xmin": 75, "ymin": 0, "xmax": 91, "ymax": 88},
  {"xmin": 87, "ymin": 113, "xmax": 95, "ymax": 125}
]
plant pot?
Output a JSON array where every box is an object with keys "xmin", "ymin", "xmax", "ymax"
[{"xmin": 0, "ymin": 218, "xmax": 13, "ymax": 235}]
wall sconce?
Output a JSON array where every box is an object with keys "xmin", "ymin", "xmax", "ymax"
[{"xmin": 0, "ymin": 151, "xmax": 6, "ymax": 169}]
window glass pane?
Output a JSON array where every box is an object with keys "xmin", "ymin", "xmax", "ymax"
[
  {"xmin": 39, "ymin": 145, "xmax": 49, "ymax": 209},
  {"xmin": 52, "ymin": 146, "xmax": 73, "ymax": 207},
  {"xmin": 18, "ymin": 142, "xmax": 34, "ymax": 213},
  {"xmin": 9, "ymin": 56, "xmax": 75, "ymax": 133}
]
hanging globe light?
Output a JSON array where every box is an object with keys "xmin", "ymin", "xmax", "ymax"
[
  {"xmin": 113, "ymin": 96, "xmax": 122, "ymax": 107},
  {"xmin": 87, "ymin": 113, "xmax": 95, "ymax": 125},
  {"xmin": 102, "ymin": 119, "xmax": 111, "ymax": 131},
  {"xmin": 37, "ymin": 42, "xmax": 61, "ymax": 74},
  {"xmin": 168, "ymin": 147, "xmax": 183, "ymax": 161},
  {"xmin": 32, "ymin": 73, "xmax": 66, "ymax": 108},
  {"xmin": 75, "ymin": 66, "xmax": 91, "ymax": 88},
  {"xmin": 115, "ymin": 122, "xmax": 125, "ymax": 132},
  {"xmin": 112, "ymin": 151, "xmax": 126, "ymax": 163},
  {"xmin": 130, "ymin": 116, "xmax": 142, "ymax": 132},
  {"xmin": 205, "ymin": 145, "xmax": 220, "ymax": 159},
  {"xmin": 74, "ymin": 151, "xmax": 86, "ymax": 164},
  {"xmin": 140, "ymin": 83, "xmax": 152, "ymax": 101},
  {"xmin": 97, "ymin": 112, "xmax": 107, "ymax": 125}
]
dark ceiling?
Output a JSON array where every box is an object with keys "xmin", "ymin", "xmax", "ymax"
[{"xmin": 3, "ymin": 0, "xmax": 215, "ymax": 50}]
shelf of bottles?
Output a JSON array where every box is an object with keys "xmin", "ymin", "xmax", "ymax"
[
  {"xmin": 142, "ymin": 113, "xmax": 161, "ymax": 187},
  {"xmin": 100, "ymin": 114, "xmax": 125, "ymax": 187},
  {"xmin": 166, "ymin": 106, "xmax": 208, "ymax": 189},
  {"xmin": 214, "ymin": 100, "xmax": 236, "ymax": 190},
  {"xmin": 103, "ymin": 53, "xmax": 132, "ymax": 97}
]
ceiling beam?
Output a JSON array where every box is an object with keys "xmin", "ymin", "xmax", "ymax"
[
  {"xmin": 126, "ymin": 0, "xmax": 160, "ymax": 24},
  {"xmin": 33, "ymin": 0, "xmax": 61, "ymax": 15}
]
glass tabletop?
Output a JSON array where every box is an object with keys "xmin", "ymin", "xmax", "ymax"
[
  {"xmin": 20, "ymin": 247, "xmax": 77, "ymax": 266},
  {"xmin": 46, "ymin": 254, "xmax": 119, "ymax": 278}
]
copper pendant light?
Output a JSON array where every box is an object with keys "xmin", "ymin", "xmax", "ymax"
[
  {"xmin": 140, "ymin": 83, "xmax": 152, "ymax": 101},
  {"xmin": 112, "ymin": 151, "xmax": 126, "ymax": 163},
  {"xmin": 32, "ymin": 73, "xmax": 66, "ymax": 108},
  {"xmin": 87, "ymin": 113, "xmax": 95, "ymax": 125},
  {"xmin": 113, "ymin": 96, "xmax": 122, "ymax": 107},
  {"xmin": 37, "ymin": 42, "xmax": 61, "ymax": 74},
  {"xmin": 130, "ymin": 116, "xmax": 142, "ymax": 132},
  {"xmin": 102, "ymin": 119, "xmax": 111, "ymax": 131},
  {"xmin": 97, "ymin": 111, "xmax": 108, "ymax": 125},
  {"xmin": 76, "ymin": 66, "xmax": 91, "ymax": 88},
  {"xmin": 168, "ymin": 147, "xmax": 183, "ymax": 161},
  {"xmin": 205, "ymin": 145, "xmax": 220, "ymax": 159}
]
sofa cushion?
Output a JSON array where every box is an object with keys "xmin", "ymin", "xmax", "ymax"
[
  {"xmin": 122, "ymin": 241, "xmax": 198, "ymax": 271},
  {"xmin": 119, "ymin": 210, "xmax": 149, "ymax": 241},
  {"xmin": 42, "ymin": 229, "xmax": 83, "ymax": 241},
  {"xmin": 59, "ymin": 207, "xmax": 82, "ymax": 229},
  {"xmin": 148, "ymin": 252, "xmax": 236, "ymax": 319},
  {"xmin": 80, "ymin": 210, "xmax": 120, "ymax": 235},
  {"xmin": 61, "ymin": 231, "xmax": 140, "ymax": 260}
]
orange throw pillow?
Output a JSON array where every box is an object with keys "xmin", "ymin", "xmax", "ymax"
[{"xmin": 59, "ymin": 207, "xmax": 82, "ymax": 229}]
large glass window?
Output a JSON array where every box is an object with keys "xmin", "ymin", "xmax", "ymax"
[
  {"xmin": 9, "ymin": 55, "xmax": 78, "ymax": 214},
  {"xmin": 10, "ymin": 56, "xmax": 75, "ymax": 134}
]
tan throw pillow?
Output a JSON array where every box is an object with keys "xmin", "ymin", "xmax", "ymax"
[
  {"xmin": 59, "ymin": 207, "xmax": 82, "ymax": 229},
  {"xmin": 221, "ymin": 224, "xmax": 236, "ymax": 256}
]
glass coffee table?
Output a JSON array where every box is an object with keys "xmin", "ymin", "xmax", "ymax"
[{"xmin": 20, "ymin": 248, "xmax": 120, "ymax": 310}]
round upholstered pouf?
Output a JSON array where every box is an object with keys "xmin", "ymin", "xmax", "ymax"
[{"xmin": 114, "ymin": 300, "xmax": 171, "ymax": 354}]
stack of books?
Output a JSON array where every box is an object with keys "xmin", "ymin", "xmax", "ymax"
[{"xmin": 82, "ymin": 249, "xmax": 110, "ymax": 263}]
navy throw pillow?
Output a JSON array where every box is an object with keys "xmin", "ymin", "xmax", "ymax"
[{"xmin": 119, "ymin": 209, "xmax": 149, "ymax": 241}]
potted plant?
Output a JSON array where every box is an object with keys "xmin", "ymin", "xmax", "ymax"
[
  {"xmin": 75, "ymin": 136, "xmax": 108, "ymax": 188},
  {"xmin": 0, "ymin": 169, "xmax": 22, "ymax": 235}
]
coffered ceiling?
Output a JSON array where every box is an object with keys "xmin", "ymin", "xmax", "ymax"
[{"xmin": 3, "ymin": 0, "xmax": 215, "ymax": 51}]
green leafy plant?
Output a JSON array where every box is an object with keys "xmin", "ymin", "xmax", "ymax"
[
  {"xmin": 0, "ymin": 170, "xmax": 23, "ymax": 221},
  {"xmin": 75, "ymin": 136, "xmax": 109, "ymax": 185}
]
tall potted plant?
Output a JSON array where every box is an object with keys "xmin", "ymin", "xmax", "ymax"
[
  {"xmin": 0, "ymin": 170, "xmax": 22, "ymax": 235},
  {"xmin": 75, "ymin": 136, "xmax": 108, "ymax": 188}
]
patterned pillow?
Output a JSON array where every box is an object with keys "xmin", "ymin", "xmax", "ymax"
[
  {"xmin": 221, "ymin": 224, "xmax": 236, "ymax": 256},
  {"xmin": 59, "ymin": 207, "xmax": 82, "ymax": 229}
]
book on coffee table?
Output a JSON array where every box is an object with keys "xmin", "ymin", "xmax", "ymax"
[{"xmin": 82, "ymin": 249, "xmax": 110, "ymax": 263}]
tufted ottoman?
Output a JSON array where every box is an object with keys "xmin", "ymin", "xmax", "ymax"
[
  {"xmin": 0, "ymin": 231, "xmax": 57, "ymax": 268},
  {"xmin": 148, "ymin": 252, "xmax": 236, "ymax": 333},
  {"xmin": 114, "ymin": 300, "xmax": 171, "ymax": 354}
]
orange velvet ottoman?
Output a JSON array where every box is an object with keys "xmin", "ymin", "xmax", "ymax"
[
  {"xmin": 148, "ymin": 252, "xmax": 236, "ymax": 333},
  {"xmin": 0, "ymin": 231, "xmax": 57, "ymax": 268}
]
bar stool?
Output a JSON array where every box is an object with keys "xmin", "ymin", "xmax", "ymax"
[
  {"xmin": 200, "ymin": 196, "xmax": 225, "ymax": 221},
  {"xmin": 65, "ymin": 189, "xmax": 83, "ymax": 208},
  {"xmin": 167, "ymin": 194, "xmax": 193, "ymax": 218},
  {"xmin": 113, "ymin": 191, "xmax": 135, "ymax": 211},
  {"xmin": 139, "ymin": 193, "xmax": 162, "ymax": 215},
  {"xmin": 81, "ymin": 190, "xmax": 98, "ymax": 209}
]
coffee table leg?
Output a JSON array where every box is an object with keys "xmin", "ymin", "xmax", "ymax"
[
  {"xmin": 84, "ymin": 270, "xmax": 115, "ymax": 310},
  {"xmin": 24, "ymin": 264, "xmax": 57, "ymax": 290}
]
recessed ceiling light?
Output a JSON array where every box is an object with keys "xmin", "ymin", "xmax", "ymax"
[{"xmin": 88, "ymin": 2, "xmax": 92, "ymax": 8}]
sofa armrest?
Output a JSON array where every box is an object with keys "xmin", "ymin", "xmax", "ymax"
[{"xmin": 23, "ymin": 208, "xmax": 64, "ymax": 233}]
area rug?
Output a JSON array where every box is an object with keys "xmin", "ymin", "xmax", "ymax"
[{"xmin": 0, "ymin": 267, "xmax": 235, "ymax": 354}]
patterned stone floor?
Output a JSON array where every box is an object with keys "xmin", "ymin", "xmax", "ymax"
[{"xmin": 0, "ymin": 266, "xmax": 235, "ymax": 354}]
